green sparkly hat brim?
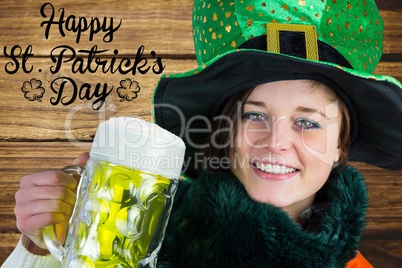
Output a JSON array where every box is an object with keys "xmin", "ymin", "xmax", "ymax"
[{"xmin": 153, "ymin": 48, "xmax": 402, "ymax": 175}]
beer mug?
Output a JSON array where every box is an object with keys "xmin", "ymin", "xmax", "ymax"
[{"xmin": 42, "ymin": 117, "xmax": 185, "ymax": 267}]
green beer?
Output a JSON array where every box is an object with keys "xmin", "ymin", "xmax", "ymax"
[
  {"xmin": 62, "ymin": 160, "xmax": 178, "ymax": 267},
  {"xmin": 43, "ymin": 117, "xmax": 185, "ymax": 267}
]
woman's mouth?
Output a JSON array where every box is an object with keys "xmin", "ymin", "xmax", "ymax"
[{"xmin": 253, "ymin": 162, "xmax": 298, "ymax": 174}]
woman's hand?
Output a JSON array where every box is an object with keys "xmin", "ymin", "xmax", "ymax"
[{"xmin": 14, "ymin": 153, "xmax": 89, "ymax": 254}]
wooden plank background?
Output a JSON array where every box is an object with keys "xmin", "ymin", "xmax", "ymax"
[{"xmin": 0, "ymin": 0, "xmax": 401, "ymax": 266}]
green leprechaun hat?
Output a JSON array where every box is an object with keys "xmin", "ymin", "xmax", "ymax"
[{"xmin": 153, "ymin": 0, "xmax": 402, "ymax": 177}]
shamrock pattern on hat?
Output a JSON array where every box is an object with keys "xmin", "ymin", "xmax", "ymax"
[{"xmin": 193, "ymin": 0, "xmax": 383, "ymax": 73}]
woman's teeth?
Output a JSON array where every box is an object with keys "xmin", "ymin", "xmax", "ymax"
[{"xmin": 254, "ymin": 162, "xmax": 296, "ymax": 174}]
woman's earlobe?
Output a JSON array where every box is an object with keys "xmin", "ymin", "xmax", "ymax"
[
  {"xmin": 332, "ymin": 146, "xmax": 344, "ymax": 168},
  {"xmin": 332, "ymin": 161, "xmax": 339, "ymax": 168},
  {"xmin": 334, "ymin": 148, "xmax": 342, "ymax": 166}
]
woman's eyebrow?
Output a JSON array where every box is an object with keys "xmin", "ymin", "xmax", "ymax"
[
  {"xmin": 244, "ymin": 100, "xmax": 266, "ymax": 107},
  {"xmin": 296, "ymin": 106, "xmax": 327, "ymax": 119},
  {"xmin": 244, "ymin": 102, "xmax": 329, "ymax": 119}
]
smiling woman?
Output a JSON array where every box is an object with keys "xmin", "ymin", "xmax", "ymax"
[
  {"xmin": 150, "ymin": 0, "xmax": 402, "ymax": 266},
  {"xmin": 229, "ymin": 80, "xmax": 344, "ymax": 219}
]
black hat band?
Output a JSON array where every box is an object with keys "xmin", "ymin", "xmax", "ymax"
[{"xmin": 239, "ymin": 32, "xmax": 353, "ymax": 69}]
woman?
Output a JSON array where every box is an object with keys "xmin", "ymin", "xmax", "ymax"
[
  {"xmin": 156, "ymin": 79, "xmax": 369, "ymax": 267},
  {"xmin": 4, "ymin": 0, "xmax": 402, "ymax": 267}
]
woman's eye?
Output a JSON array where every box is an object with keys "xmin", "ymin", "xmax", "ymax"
[
  {"xmin": 295, "ymin": 118, "xmax": 321, "ymax": 130},
  {"xmin": 242, "ymin": 112, "xmax": 268, "ymax": 122}
]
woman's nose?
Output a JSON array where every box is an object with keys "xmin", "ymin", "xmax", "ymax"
[{"xmin": 262, "ymin": 116, "xmax": 291, "ymax": 152}]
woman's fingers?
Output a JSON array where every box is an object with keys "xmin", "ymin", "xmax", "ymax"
[
  {"xmin": 14, "ymin": 168, "xmax": 80, "ymax": 249},
  {"xmin": 19, "ymin": 170, "xmax": 78, "ymax": 191},
  {"xmin": 72, "ymin": 152, "xmax": 90, "ymax": 166}
]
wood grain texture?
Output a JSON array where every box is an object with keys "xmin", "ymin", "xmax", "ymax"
[
  {"xmin": 0, "ymin": 58, "xmax": 197, "ymax": 141},
  {"xmin": 0, "ymin": 0, "xmax": 401, "ymax": 266},
  {"xmin": 0, "ymin": 0, "xmax": 194, "ymax": 56}
]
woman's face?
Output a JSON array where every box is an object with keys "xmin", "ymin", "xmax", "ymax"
[{"xmin": 229, "ymin": 80, "xmax": 341, "ymax": 219}]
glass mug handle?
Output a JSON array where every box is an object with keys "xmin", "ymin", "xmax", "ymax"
[{"xmin": 42, "ymin": 165, "xmax": 85, "ymax": 261}]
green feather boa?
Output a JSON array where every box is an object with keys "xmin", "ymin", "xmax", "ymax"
[{"xmin": 157, "ymin": 166, "xmax": 368, "ymax": 268}]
